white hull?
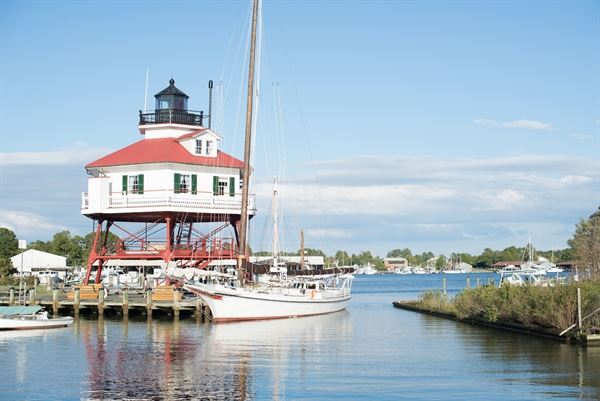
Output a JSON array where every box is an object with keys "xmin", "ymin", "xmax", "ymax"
[
  {"xmin": 185, "ymin": 283, "xmax": 351, "ymax": 323},
  {"xmin": 0, "ymin": 316, "xmax": 73, "ymax": 331}
]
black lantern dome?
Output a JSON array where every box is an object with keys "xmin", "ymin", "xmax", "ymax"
[
  {"xmin": 155, "ymin": 79, "xmax": 189, "ymax": 111},
  {"xmin": 139, "ymin": 79, "xmax": 204, "ymax": 127}
]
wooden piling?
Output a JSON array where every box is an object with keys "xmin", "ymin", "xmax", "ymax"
[
  {"xmin": 476, "ymin": 277, "xmax": 480, "ymax": 287},
  {"xmin": 29, "ymin": 288, "xmax": 35, "ymax": 305},
  {"xmin": 52, "ymin": 289, "xmax": 59, "ymax": 315},
  {"xmin": 9, "ymin": 288, "xmax": 15, "ymax": 305},
  {"xmin": 442, "ymin": 277, "xmax": 447, "ymax": 295},
  {"xmin": 146, "ymin": 289, "xmax": 153, "ymax": 319},
  {"xmin": 74, "ymin": 288, "xmax": 80, "ymax": 315},
  {"xmin": 122, "ymin": 289, "xmax": 129, "ymax": 318},
  {"xmin": 577, "ymin": 287, "xmax": 582, "ymax": 330},
  {"xmin": 98, "ymin": 289, "xmax": 104, "ymax": 316},
  {"xmin": 173, "ymin": 289, "xmax": 180, "ymax": 318},
  {"xmin": 466, "ymin": 276, "xmax": 471, "ymax": 288}
]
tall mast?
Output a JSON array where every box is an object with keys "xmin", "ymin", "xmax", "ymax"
[{"xmin": 238, "ymin": 0, "xmax": 260, "ymax": 285}]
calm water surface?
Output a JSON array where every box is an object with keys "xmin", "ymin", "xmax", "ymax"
[{"xmin": 1, "ymin": 274, "xmax": 598, "ymax": 400}]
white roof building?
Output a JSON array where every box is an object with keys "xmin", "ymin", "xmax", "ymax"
[{"xmin": 10, "ymin": 249, "xmax": 69, "ymax": 274}]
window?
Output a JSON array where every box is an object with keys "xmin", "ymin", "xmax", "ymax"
[
  {"xmin": 195, "ymin": 139, "xmax": 202, "ymax": 155},
  {"xmin": 180, "ymin": 174, "xmax": 190, "ymax": 193},
  {"xmin": 174, "ymin": 173, "xmax": 196, "ymax": 194},
  {"xmin": 218, "ymin": 178, "xmax": 227, "ymax": 196},
  {"xmin": 128, "ymin": 176, "xmax": 139, "ymax": 194},
  {"xmin": 206, "ymin": 140, "xmax": 213, "ymax": 155},
  {"xmin": 123, "ymin": 174, "xmax": 144, "ymax": 194},
  {"xmin": 212, "ymin": 176, "xmax": 229, "ymax": 196}
]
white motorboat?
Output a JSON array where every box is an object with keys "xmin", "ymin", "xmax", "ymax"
[
  {"xmin": 0, "ymin": 306, "xmax": 73, "ymax": 331},
  {"xmin": 498, "ymin": 269, "xmax": 566, "ymax": 287},
  {"xmin": 362, "ymin": 264, "xmax": 377, "ymax": 275}
]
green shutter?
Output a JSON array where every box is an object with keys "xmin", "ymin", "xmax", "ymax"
[
  {"xmin": 191, "ymin": 174, "xmax": 197, "ymax": 195},
  {"xmin": 138, "ymin": 174, "xmax": 144, "ymax": 194},
  {"xmin": 122, "ymin": 175, "xmax": 128, "ymax": 194},
  {"xmin": 229, "ymin": 177, "xmax": 235, "ymax": 197},
  {"xmin": 174, "ymin": 173, "xmax": 181, "ymax": 193},
  {"xmin": 212, "ymin": 176, "xmax": 219, "ymax": 196}
]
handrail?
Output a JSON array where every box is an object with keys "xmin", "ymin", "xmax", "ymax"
[{"xmin": 139, "ymin": 109, "xmax": 205, "ymax": 126}]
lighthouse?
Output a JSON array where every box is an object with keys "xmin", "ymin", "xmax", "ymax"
[{"xmin": 81, "ymin": 79, "xmax": 256, "ymax": 284}]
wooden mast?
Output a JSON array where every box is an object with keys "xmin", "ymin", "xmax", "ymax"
[{"xmin": 238, "ymin": 0, "xmax": 260, "ymax": 286}]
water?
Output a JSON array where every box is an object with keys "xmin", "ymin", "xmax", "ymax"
[{"xmin": 1, "ymin": 274, "xmax": 598, "ymax": 401}]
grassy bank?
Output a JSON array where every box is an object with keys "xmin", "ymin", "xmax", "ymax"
[{"xmin": 416, "ymin": 280, "xmax": 600, "ymax": 338}]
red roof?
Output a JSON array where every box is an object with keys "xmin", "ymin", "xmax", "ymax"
[{"xmin": 86, "ymin": 138, "xmax": 244, "ymax": 168}]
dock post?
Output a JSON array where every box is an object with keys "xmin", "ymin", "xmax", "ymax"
[
  {"xmin": 577, "ymin": 287, "xmax": 582, "ymax": 330},
  {"xmin": 122, "ymin": 289, "xmax": 129, "ymax": 318},
  {"xmin": 146, "ymin": 289, "xmax": 153, "ymax": 319},
  {"xmin": 476, "ymin": 277, "xmax": 480, "ymax": 287},
  {"xmin": 195, "ymin": 298, "xmax": 202, "ymax": 321},
  {"xmin": 9, "ymin": 287, "xmax": 15, "ymax": 305},
  {"xmin": 466, "ymin": 276, "xmax": 470, "ymax": 288},
  {"xmin": 74, "ymin": 288, "xmax": 80, "ymax": 316},
  {"xmin": 29, "ymin": 287, "xmax": 35, "ymax": 304},
  {"xmin": 442, "ymin": 277, "xmax": 447, "ymax": 295},
  {"xmin": 52, "ymin": 289, "xmax": 59, "ymax": 315},
  {"xmin": 173, "ymin": 289, "xmax": 180, "ymax": 319},
  {"xmin": 98, "ymin": 288, "xmax": 104, "ymax": 316}
]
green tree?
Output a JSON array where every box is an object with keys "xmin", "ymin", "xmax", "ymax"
[
  {"xmin": 0, "ymin": 227, "xmax": 18, "ymax": 259},
  {"xmin": 28, "ymin": 240, "xmax": 51, "ymax": 253},
  {"xmin": 0, "ymin": 257, "xmax": 15, "ymax": 277},
  {"xmin": 435, "ymin": 255, "xmax": 447, "ymax": 270},
  {"xmin": 334, "ymin": 250, "xmax": 350, "ymax": 265},
  {"xmin": 568, "ymin": 207, "xmax": 600, "ymax": 277}
]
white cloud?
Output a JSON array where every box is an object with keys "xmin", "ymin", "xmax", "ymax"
[
  {"xmin": 473, "ymin": 118, "xmax": 554, "ymax": 130},
  {"xmin": 0, "ymin": 210, "xmax": 66, "ymax": 236},
  {"xmin": 305, "ymin": 228, "xmax": 352, "ymax": 239},
  {"xmin": 559, "ymin": 175, "xmax": 592, "ymax": 185},
  {"xmin": 0, "ymin": 144, "xmax": 110, "ymax": 166},
  {"xmin": 475, "ymin": 189, "xmax": 526, "ymax": 211},
  {"xmin": 501, "ymin": 119, "xmax": 553, "ymax": 130},
  {"xmin": 570, "ymin": 132, "xmax": 593, "ymax": 140}
]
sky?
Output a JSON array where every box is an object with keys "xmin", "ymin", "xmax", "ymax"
[{"xmin": 1, "ymin": 0, "xmax": 599, "ymax": 258}]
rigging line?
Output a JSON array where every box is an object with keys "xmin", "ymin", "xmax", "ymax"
[{"xmin": 220, "ymin": 1, "xmax": 253, "ymax": 104}]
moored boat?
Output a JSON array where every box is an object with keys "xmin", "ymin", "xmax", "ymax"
[
  {"xmin": 0, "ymin": 306, "xmax": 73, "ymax": 331},
  {"xmin": 184, "ymin": 273, "xmax": 353, "ymax": 323}
]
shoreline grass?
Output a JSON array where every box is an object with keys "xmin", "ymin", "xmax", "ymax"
[{"xmin": 415, "ymin": 280, "xmax": 600, "ymax": 338}]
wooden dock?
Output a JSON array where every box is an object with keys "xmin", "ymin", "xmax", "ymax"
[{"xmin": 0, "ymin": 287, "xmax": 212, "ymax": 322}]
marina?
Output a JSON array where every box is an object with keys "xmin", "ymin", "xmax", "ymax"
[
  {"xmin": 1, "ymin": 1, "xmax": 599, "ymax": 400},
  {"xmin": 1, "ymin": 275, "xmax": 599, "ymax": 401}
]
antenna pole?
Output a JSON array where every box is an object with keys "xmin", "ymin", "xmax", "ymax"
[
  {"xmin": 300, "ymin": 230, "xmax": 305, "ymax": 271},
  {"xmin": 208, "ymin": 80, "xmax": 213, "ymax": 129},
  {"xmin": 144, "ymin": 68, "xmax": 149, "ymax": 112},
  {"xmin": 238, "ymin": 0, "xmax": 260, "ymax": 286}
]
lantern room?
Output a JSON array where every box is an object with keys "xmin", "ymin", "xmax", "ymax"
[{"xmin": 155, "ymin": 78, "xmax": 188, "ymax": 110}]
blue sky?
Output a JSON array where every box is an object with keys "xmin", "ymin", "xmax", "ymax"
[{"xmin": 1, "ymin": 0, "xmax": 599, "ymax": 257}]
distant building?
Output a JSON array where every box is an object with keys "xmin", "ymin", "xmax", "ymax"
[
  {"xmin": 492, "ymin": 261, "xmax": 523, "ymax": 270},
  {"xmin": 384, "ymin": 257, "xmax": 408, "ymax": 272},
  {"xmin": 10, "ymin": 249, "xmax": 73, "ymax": 283}
]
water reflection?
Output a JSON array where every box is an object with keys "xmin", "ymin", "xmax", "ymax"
[
  {"xmin": 81, "ymin": 313, "xmax": 353, "ymax": 400},
  {"xmin": 421, "ymin": 315, "xmax": 600, "ymax": 400}
]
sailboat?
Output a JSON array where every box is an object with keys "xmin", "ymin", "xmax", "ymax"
[{"xmin": 181, "ymin": 0, "xmax": 353, "ymax": 323}]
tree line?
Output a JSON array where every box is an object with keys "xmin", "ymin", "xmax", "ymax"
[{"xmin": 0, "ymin": 206, "xmax": 598, "ymax": 276}]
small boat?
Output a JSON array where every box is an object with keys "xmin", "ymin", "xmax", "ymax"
[
  {"xmin": 498, "ymin": 269, "xmax": 566, "ymax": 287},
  {"xmin": 0, "ymin": 306, "xmax": 73, "ymax": 331}
]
